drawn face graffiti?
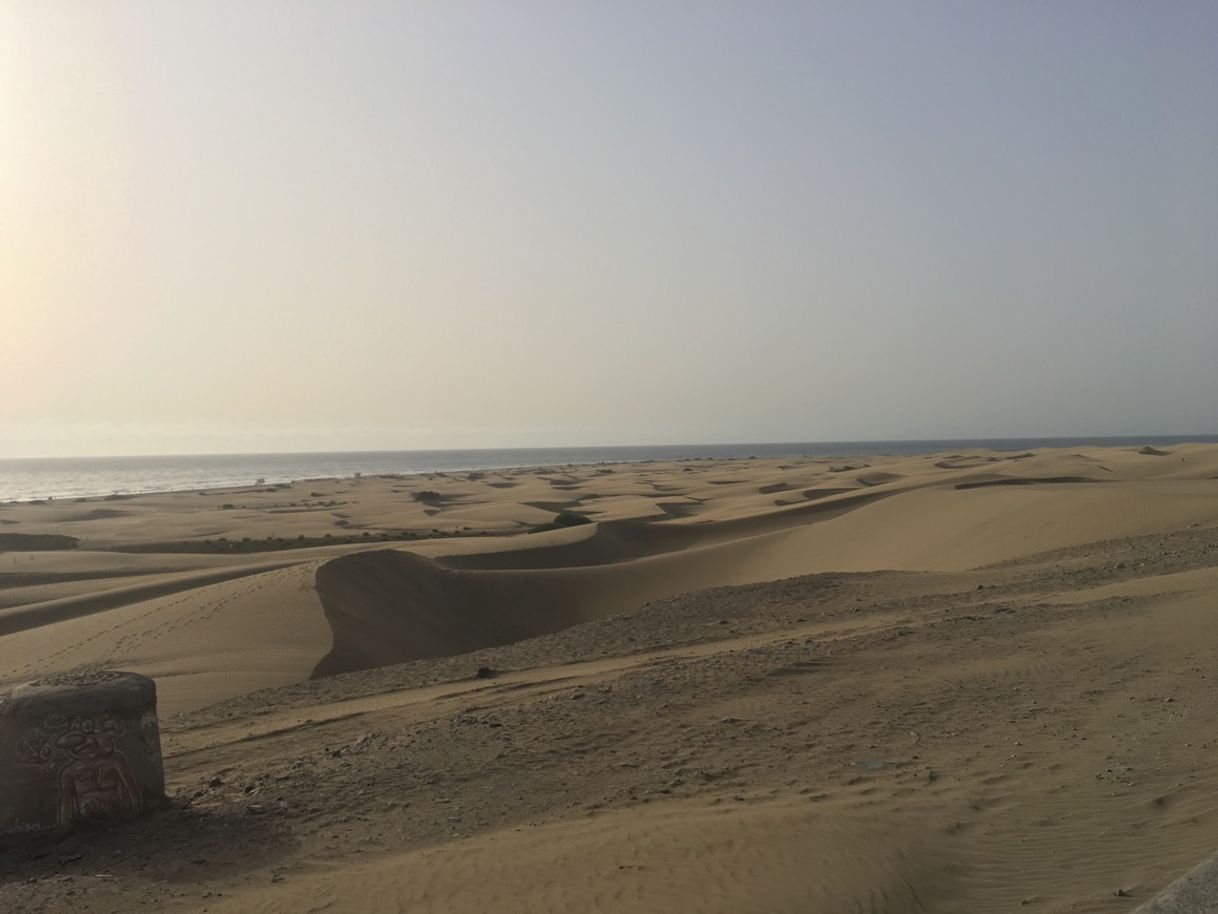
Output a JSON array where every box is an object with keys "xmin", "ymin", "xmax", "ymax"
[
  {"xmin": 16, "ymin": 713, "xmax": 143, "ymax": 828},
  {"xmin": 56, "ymin": 716, "xmax": 121, "ymax": 760}
]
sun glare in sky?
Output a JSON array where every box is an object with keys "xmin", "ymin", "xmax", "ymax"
[{"xmin": 3, "ymin": 1, "xmax": 1216, "ymax": 458}]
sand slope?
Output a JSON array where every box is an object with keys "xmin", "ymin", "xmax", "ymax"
[
  {"xmin": 3, "ymin": 445, "xmax": 1218, "ymax": 913},
  {"xmin": 199, "ymin": 798, "xmax": 955, "ymax": 914}
]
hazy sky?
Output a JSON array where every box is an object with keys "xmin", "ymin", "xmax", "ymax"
[{"xmin": 3, "ymin": 1, "xmax": 1216, "ymax": 458}]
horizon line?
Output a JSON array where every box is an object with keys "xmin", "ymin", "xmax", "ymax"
[{"xmin": 4, "ymin": 432, "xmax": 1218, "ymax": 464}]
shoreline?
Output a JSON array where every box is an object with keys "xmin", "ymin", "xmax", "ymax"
[
  {"xmin": 2, "ymin": 455, "xmax": 762, "ymax": 505},
  {"xmin": 3, "ymin": 434, "xmax": 1217, "ymax": 504}
]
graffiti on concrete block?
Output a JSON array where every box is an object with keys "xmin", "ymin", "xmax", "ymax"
[{"xmin": 16, "ymin": 713, "xmax": 142, "ymax": 827}]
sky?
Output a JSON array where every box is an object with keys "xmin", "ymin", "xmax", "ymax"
[{"xmin": 2, "ymin": 1, "xmax": 1216, "ymax": 458}]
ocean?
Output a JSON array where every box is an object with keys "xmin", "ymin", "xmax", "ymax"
[{"xmin": 1, "ymin": 436, "xmax": 1215, "ymax": 503}]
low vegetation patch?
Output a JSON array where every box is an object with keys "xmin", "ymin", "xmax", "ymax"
[{"xmin": 0, "ymin": 533, "xmax": 80, "ymax": 552}]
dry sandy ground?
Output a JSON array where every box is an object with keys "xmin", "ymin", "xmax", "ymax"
[{"xmin": 2, "ymin": 444, "xmax": 1218, "ymax": 912}]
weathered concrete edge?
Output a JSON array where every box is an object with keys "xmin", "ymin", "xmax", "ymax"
[{"xmin": 1134, "ymin": 852, "xmax": 1218, "ymax": 913}]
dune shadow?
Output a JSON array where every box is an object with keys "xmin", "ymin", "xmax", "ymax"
[
  {"xmin": 953, "ymin": 476, "xmax": 1100, "ymax": 490},
  {"xmin": 311, "ymin": 550, "xmax": 600, "ymax": 676}
]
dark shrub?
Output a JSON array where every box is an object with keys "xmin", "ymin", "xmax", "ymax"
[{"xmin": 553, "ymin": 510, "xmax": 592, "ymax": 528}]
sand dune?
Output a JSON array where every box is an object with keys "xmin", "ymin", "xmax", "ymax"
[
  {"xmin": 0, "ymin": 562, "xmax": 330, "ymax": 714},
  {"xmin": 0, "ymin": 558, "xmax": 305, "ymax": 636},
  {"xmin": 313, "ymin": 467, "xmax": 1218, "ymax": 675},
  {"xmin": 4, "ymin": 446, "xmax": 1218, "ymax": 708}
]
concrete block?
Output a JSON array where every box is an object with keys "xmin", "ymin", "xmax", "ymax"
[{"xmin": 0, "ymin": 671, "xmax": 165, "ymax": 847}]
